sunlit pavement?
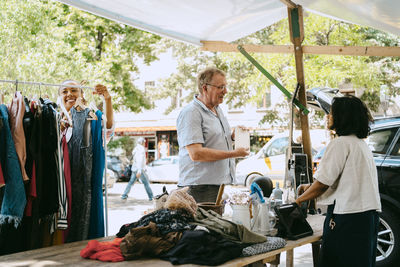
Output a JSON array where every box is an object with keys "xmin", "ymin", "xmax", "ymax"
[{"xmin": 105, "ymin": 182, "xmax": 313, "ymax": 266}]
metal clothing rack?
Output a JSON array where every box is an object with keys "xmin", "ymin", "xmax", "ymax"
[
  {"xmin": 0, "ymin": 78, "xmax": 109, "ymax": 236},
  {"xmin": 0, "ymin": 79, "xmax": 95, "ymax": 90}
]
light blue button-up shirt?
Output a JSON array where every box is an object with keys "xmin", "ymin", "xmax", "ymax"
[{"xmin": 177, "ymin": 96, "xmax": 235, "ymax": 186}]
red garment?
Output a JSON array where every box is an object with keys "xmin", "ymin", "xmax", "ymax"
[
  {"xmin": 25, "ymin": 103, "xmax": 38, "ymax": 216},
  {"xmin": 0, "ymin": 162, "xmax": 5, "ymax": 188},
  {"xmin": 62, "ymin": 134, "xmax": 72, "ymax": 241},
  {"xmin": 80, "ymin": 238, "xmax": 124, "ymax": 262},
  {"xmin": 24, "ymin": 161, "xmax": 37, "ymax": 216}
]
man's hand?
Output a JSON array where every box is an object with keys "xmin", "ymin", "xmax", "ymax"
[
  {"xmin": 234, "ymin": 147, "xmax": 250, "ymax": 158},
  {"xmin": 136, "ymin": 172, "xmax": 141, "ymax": 179}
]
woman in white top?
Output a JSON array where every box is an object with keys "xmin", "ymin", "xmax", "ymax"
[{"xmin": 296, "ymin": 95, "xmax": 381, "ymax": 267}]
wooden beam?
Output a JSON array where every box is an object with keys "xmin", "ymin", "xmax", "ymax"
[
  {"xmin": 280, "ymin": 0, "xmax": 297, "ymax": 9},
  {"xmin": 200, "ymin": 41, "xmax": 294, "ymax": 53},
  {"xmin": 200, "ymin": 41, "xmax": 400, "ymax": 57},
  {"xmin": 303, "ymin": 45, "xmax": 400, "ymax": 56},
  {"xmin": 288, "ymin": 6, "xmax": 314, "ymax": 192}
]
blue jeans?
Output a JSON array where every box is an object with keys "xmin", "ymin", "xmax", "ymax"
[{"xmin": 122, "ymin": 170, "xmax": 153, "ymax": 200}]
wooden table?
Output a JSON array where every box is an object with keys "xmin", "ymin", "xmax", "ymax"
[{"xmin": 0, "ymin": 215, "xmax": 324, "ymax": 267}]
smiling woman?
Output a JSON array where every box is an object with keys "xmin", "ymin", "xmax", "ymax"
[
  {"xmin": 57, "ymin": 79, "xmax": 115, "ymax": 242},
  {"xmin": 58, "ymin": 80, "xmax": 114, "ymax": 129}
]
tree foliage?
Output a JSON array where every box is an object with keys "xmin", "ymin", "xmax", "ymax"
[
  {"xmin": 152, "ymin": 12, "xmax": 400, "ymax": 125},
  {"xmin": 0, "ymin": 0, "xmax": 162, "ymax": 112}
]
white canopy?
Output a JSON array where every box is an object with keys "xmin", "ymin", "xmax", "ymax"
[{"xmin": 58, "ymin": 0, "xmax": 400, "ymax": 45}]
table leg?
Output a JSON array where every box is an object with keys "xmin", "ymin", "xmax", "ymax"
[
  {"xmin": 285, "ymin": 249, "xmax": 294, "ymax": 267},
  {"xmin": 312, "ymin": 240, "xmax": 321, "ymax": 267}
]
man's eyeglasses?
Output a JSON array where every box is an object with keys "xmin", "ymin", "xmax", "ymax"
[{"xmin": 206, "ymin": 83, "xmax": 227, "ymax": 90}]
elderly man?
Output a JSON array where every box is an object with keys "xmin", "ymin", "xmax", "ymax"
[
  {"xmin": 121, "ymin": 137, "xmax": 153, "ymax": 201},
  {"xmin": 177, "ymin": 67, "xmax": 249, "ymax": 203}
]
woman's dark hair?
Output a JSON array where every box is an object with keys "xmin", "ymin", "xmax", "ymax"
[{"xmin": 329, "ymin": 95, "xmax": 373, "ymax": 138}]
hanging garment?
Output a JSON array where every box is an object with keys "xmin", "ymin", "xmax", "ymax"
[
  {"xmin": 0, "ymin": 163, "xmax": 4, "ymax": 188},
  {"xmin": 8, "ymin": 92, "xmax": 29, "ymax": 182},
  {"xmin": 0, "ymin": 104, "xmax": 26, "ymax": 227},
  {"xmin": 67, "ymin": 107, "xmax": 93, "ymax": 242},
  {"xmin": 24, "ymin": 100, "xmax": 37, "ymax": 217},
  {"xmin": 0, "ymin": 112, "xmax": 3, "ymax": 188},
  {"xmin": 61, "ymin": 134, "xmax": 72, "ymax": 241},
  {"xmin": 0, "ymin": 104, "xmax": 26, "ymax": 255},
  {"xmin": 55, "ymin": 114, "xmax": 68, "ymax": 230},
  {"xmin": 38, "ymin": 99, "xmax": 59, "ymax": 218},
  {"xmin": 24, "ymin": 162, "xmax": 36, "ymax": 217},
  {"xmin": 27, "ymin": 101, "xmax": 45, "ymax": 249},
  {"xmin": 26, "ymin": 99, "xmax": 59, "ymax": 249},
  {"xmin": 88, "ymin": 110, "xmax": 105, "ymax": 239},
  {"xmin": 23, "ymin": 97, "xmax": 34, "ymax": 180}
]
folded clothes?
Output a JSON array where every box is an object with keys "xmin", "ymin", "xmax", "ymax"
[
  {"xmin": 80, "ymin": 237, "xmax": 124, "ymax": 262},
  {"xmin": 242, "ymin": 236, "xmax": 286, "ymax": 256}
]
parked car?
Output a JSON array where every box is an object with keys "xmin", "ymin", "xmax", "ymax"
[
  {"xmin": 308, "ymin": 87, "xmax": 400, "ymax": 266},
  {"xmin": 146, "ymin": 156, "xmax": 179, "ymax": 183},
  {"xmin": 235, "ymin": 130, "xmax": 327, "ymax": 186},
  {"xmin": 106, "ymin": 155, "xmax": 124, "ymax": 180},
  {"xmin": 118, "ymin": 164, "xmax": 132, "ymax": 182},
  {"xmin": 312, "ymin": 146, "xmax": 326, "ymax": 173},
  {"xmin": 103, "ymin": 168, "xmax": 117, "ymax": 191}
]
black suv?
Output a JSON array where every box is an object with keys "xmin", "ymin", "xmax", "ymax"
[
  {"xmin": 308, "ymin": 88, "xmax": 400, "ymax": 266},
  {"xmin": 368, "ymin": 116, "xmax": 400, "ymax": 267}
]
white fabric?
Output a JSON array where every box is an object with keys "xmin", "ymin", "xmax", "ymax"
[
  {"xmin": 315, "ymin": 135, "xmax": 381, "ymax": 214},
  {"xmin": 58, "ymin": 0, "xmax": 400, "ymax": 46},
  {"xmin": 131, "ymin": 143, "xmax": 146, "ymax": 174},
  {"xmin": 297, "ymin": 0, "xmax": 400, "ymax": 37}
]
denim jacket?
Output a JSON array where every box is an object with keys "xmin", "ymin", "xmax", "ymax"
[{"xmin": 0, "ymin": 104, "xmax": 26, "ymax": 227}]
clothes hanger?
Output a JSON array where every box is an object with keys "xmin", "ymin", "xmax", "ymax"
[
  {"xmin": 73, "ymin": 94, "xmax": 97, "ymax": 120},
  {"xmin": 57, "ymin": 94, "xmax": 73, "ymax": 128},
  {"xmin": 87, "ymin": 109, "xmax": 98, "ymax": 120},
  {"xmin": 73, "ymin": 96, "xmax": 86, "ymax": 111},
  {"xmin": 80, "ymin": 80, "xmax": 98, "ymax": 120},
  {"xmin": 89, "ymin": 101, "xmax": 99, "ymax": 112}
]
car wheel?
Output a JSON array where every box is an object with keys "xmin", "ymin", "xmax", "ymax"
[
  {"xmin": 244, "ymin": 172, "xmax": 264, "ymax": 187},
  {"xmin": 376, "ymin": 206, "xmax": 400, "ymax": 267}
]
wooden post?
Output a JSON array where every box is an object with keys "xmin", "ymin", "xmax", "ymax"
[{"xmin": 287, "ymin": 6, "xmax": 314, "ymax": 184}]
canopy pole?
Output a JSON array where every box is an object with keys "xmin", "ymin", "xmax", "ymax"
[{"xmin": 287, "ymin": 6, "xmax": 313, "ymax": 181}]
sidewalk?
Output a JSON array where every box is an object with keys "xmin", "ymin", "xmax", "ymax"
[{"xmin": 105, "ymin": 182, "xmax": 314, "ymax": 266}]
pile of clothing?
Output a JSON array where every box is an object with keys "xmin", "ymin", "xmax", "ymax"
[{"xmin": 81, "ymin": 187, "xmax": 286, "ymax": 266}]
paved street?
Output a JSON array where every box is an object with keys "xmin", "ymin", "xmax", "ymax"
[{"xmin": 105, "ymin": 182, "xmax": 314, "ymax": 266}]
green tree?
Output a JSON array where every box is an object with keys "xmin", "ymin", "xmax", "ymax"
[
  {"xmin": 152, "ymin": 12, "xmax": 400, "ymax": 125},
  {"xmin": 107, "ymin": 136, "xmax": 135, "ymax": 156},
  {"xmin": 0, "ymin": 0, "xmax": 162, "ymax": 112}
]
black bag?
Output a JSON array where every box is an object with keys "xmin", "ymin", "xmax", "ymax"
[{"xmin": 274, "ymin": 203, "xmax": 313, "ymax": 240}]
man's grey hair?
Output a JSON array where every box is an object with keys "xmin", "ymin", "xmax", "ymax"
[{"xmin": 197, "ymin": 67, "xmax": 226, "ymax": 94}]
